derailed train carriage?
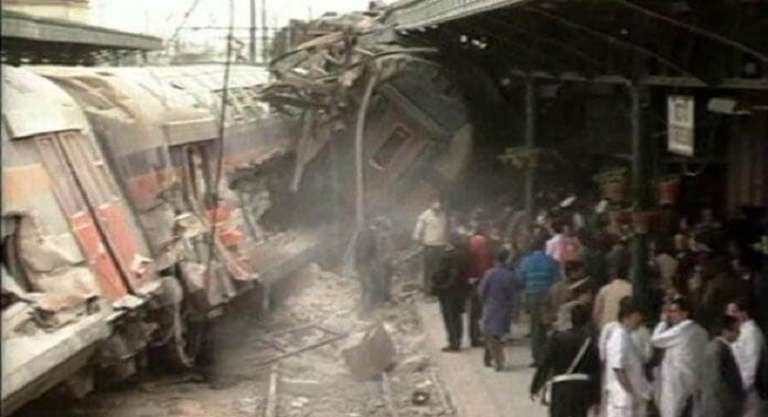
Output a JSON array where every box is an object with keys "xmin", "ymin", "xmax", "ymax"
[{"xmin": 1, "ymin": 42, "xmax": 472, "ymax": 415}]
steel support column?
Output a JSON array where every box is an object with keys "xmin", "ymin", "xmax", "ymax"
[
  {"xmin": 524, "ymin": 75, "xmax": 537, "ymax": 220},
  {"xmin": 250, "ymin": 0, "xmax": 257, "ymax": 63},
  {"xmin": 629, "ymin": 84, "xmax": 652, "ymax": 313}
]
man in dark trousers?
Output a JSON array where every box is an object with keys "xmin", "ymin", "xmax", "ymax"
[
  {"xmin": 432, "ymin": 245, "xmax": 469, "ymax": 352},
  {"xmin": 699, "ymin": 315, "xmax": 745, "ymax": 417},
  {"xmin": 530, "ymin": 304, "xmax": 601, "ymax": 417},
  {"xmin": 518, "ymin": 238, "xmax": 561, "ymax": 366},
  {"xmin": 467, "ymin": 222, "xmax": 494, "ymax": 347}
]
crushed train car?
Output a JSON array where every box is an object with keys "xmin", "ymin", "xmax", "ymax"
[{"xmin": 1, "ymin": 7, "xmax": 481, "ymax": 415}]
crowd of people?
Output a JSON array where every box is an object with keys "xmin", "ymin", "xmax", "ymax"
[{"xmin": 410, "ymin": 192, "xmax": 768, "ymax": 417}]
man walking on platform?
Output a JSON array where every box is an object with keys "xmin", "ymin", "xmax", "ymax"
[
  {"xmin": 593, "ymin": 264, "xmax": 632, "ymax": 330},
  {"xmin": 478, "ymin": 249, "xmax": 517, "ymax": 371},
  {"xmin": 467, "ymin": 223, "xmax": 494, "ymax": 347},
  {"xmin": 603, "ymin": 300, "xmax": 652, "ymax": 417},
  {"xmin": 726, "ymin": 298, "xmax": 767, "ymax": 417},
  {"xmin": 413, "ymin": 195, "xmax": 449, "ymax": 296},
  {"xmin": 699, "ymin": 315, "xmax": 745, "ymax": 417},
  {"xmin": 518, "ymin": 238, "xmax": 561, "ymax": 367},
  {"xmin": 530, "ymin": 305, "xmax": 601, "ymax": 417},
  {"xmin": 432, "ymin": 247, "xmax": 468, "ymax": 352}
]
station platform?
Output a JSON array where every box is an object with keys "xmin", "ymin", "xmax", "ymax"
[{"xmin": 417, "ymin": 301, "xmax": 548, "ymax": 417}]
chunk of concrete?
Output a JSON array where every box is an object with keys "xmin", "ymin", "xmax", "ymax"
[
  {"xmin": 399, "ymin": 354, "xmax": 429, "ymax": 374},
  {"xmin": 341, "ymin": 323, "xmax": 395, "ymax": 380}
]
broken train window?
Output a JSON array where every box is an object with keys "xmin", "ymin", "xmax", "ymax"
[{"xmin": 370, "ymin": 125, "xmax": 411, "ymax": 171}]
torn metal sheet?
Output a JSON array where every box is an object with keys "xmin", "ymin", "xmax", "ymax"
[{"xmin": 260, "ymin": 9, "xmax": 439, "ymax": 191}]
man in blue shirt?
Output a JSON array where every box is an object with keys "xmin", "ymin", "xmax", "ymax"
[{"xmin": 518, "ymin": 238, "xmax": 561, "ymax": 367}]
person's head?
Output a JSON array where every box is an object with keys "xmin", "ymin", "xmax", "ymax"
[
  {"xmin": 430, "ymin": 194, "xmax": 443, "ymax": 211},
  {"xmin": 618, "ymin": 297, "xmax": 645, "ymax": 330},
  {"xmin": 528, "ymin": 236, "xmax": 547, "ymax": 253},
  {"xmin": 570, "ymin": 304, "xmax": 591, "ymax": 329},
  {"xmin": 665, "ymin": 296, "xmax": 692, "ymax": 324},
  {"xmin": 495, "ymin": 248, "xmax": 510, "ymax": 265},
  {"xmin": 701, "ymin": 208, "xmax": 714, "ymax": 224},
  {"xmin": 726, "ymin": 298, "xmax": 751, "ymax": 323},
  {"xmin": 674, "ymin": 233, "xmax": 689, "ymax": 252},
  {"xmin": 551, "ymin": 220, "xmax": 565, "ymax": 235},
  {"xmin": 564, "ymin": 261, "xmax": 586, "ymax": 281},
  {"xmin": 712, "ymin": 315, "xmax": 741, "ymax": 342},
  {"xmin": 609, "ymin": 262, "xmax": 629, "ymax": 282}
]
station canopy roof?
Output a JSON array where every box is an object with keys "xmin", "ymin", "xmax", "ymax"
[
  {"xmin": 1, "ymin": 9, "xmax": 163, "ymax": 64},
  {"xmin": 389, "ymin": 0, "xmax": 768, "ymax": 90}
]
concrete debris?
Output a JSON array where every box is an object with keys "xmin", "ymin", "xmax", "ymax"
[
  {"xmin": 170, "ymin": 399, "xmax": 205, "ymax": 417},
  {"xmin": 411, "ymin": 390, "xmax": 430, "ymax": 406},
  {"xmin": 341, "ymin": 322, "xmax": 396, "ymax": 380},
  {"xmin": 398, "ymin": 354, "xmax": 430, "ymax": 373},
  {"xmin": 290, "ymin": 396, "xmax": 310, "ymax": 408}
]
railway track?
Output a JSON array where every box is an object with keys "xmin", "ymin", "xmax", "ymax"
[{"xmin": 258, "ymin": 354, "xmax": 454, "ymax": 417}]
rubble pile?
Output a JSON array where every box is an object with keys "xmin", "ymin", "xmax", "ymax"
[{"xmin": 269, "ymin": 262, "xmax": 454, "ymax": 417}]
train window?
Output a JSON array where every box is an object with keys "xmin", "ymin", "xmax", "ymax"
[
  {"xmin": 370, "ymin": 125, "xmax": 411, "ymax": 171},
  {"xmin": 34, "ymin": 135, "xmax": 85, "ymax": 216},
  {"xmin": 58, "ymin": 131, "xmax": 113, "ymax": 205},
  {"xmin": 174, "ymin": 143, "xmax": 214, "ymax": 212}
]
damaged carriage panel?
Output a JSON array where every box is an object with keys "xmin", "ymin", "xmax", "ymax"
[
  {"xmin": 1, "ymin": 65, "xmax": 162, "ymax": 417},
  {"xmin": 31, "ymin": 65, "xmax": 300, "ymax": 308},
  {"xmin": 262, "ymin": 12, "xmax": 470, "ymax": 224}
]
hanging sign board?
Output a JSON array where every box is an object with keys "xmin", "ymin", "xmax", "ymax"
[{"xmin": 667, "ymin": 95, "xmax": 695, "ymax": 157}]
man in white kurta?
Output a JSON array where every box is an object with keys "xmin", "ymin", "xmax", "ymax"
[
  {"xmin": 726, "ymin": 300, "xmax": 767, "ymax": 417},
  {"xmin": 412, "ymin": 198, "xmax": 448, "ymax": 295},
  {"xmin": 651, "ymin": 298, "xmax": 708, "ymax": 417},
  {"xmin": 604, "ymin": 301, "xmax": 652, "ymax": 417}
]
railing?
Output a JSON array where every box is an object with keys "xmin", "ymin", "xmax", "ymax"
[{"xmin": 392, "ymin": 0, "xmax": 530, "ymax": 29}]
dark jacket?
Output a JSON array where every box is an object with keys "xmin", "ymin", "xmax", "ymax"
[
  {"xmin": 700, "ymin": 338, "xmax": 744, "ymax": 417},
  {"xmin": 530, "ymin": 326, "xmax": 601, "ymax": 406},
  {"xmin": 432, "ymin": 253, "xmax": 469, "ymax": 299}
]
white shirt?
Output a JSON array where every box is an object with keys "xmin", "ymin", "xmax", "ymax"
[
  {"xmin": 412, "ymin": 208, "xmax": 447, "ymax": 247},
  {"xmin": 731, "ymin": 319, "xmax": 766, "ymax": 390},
  {"xmin": 605, "ymin": 324, "xmax": 652, "ymax": 407},
  {"xmin": 651, "ymin": 320, "xmax": 708, "ymax": 417}
]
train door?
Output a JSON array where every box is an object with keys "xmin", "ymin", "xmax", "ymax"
[{"xmin": 35, "ymin": 131, "xmax": 149, "ymax": 300}]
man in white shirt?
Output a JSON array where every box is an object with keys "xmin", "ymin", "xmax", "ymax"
[
  {"xmin": 726, "ymin": 298, "xmax": 767, "ymax": 417},
  {"xmin": 604, "ymin": 300, "xmax": 652, "ymax": 417},
  {"xmin": 413, "ymin": 196, "xmax": 448, "ymax": 295},
  {"xmin": 651, "ymin": 297, "xmax": 708, "ymax": 417}
]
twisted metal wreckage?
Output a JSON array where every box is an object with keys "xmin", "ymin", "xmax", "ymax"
[
  {"xmin": 2, "ymin": 6, "xmax": 477, "ymax": 415},
  {"xmin": 258, "ymin": 10, "xmax": 442, "ymax": 232}
]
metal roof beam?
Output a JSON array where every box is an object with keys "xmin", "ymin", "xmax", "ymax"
[
  {"xmin": 525, "ymin": 6, "xmax": 704, "ymax": 82},
  {"xmin": 475, "ymin": 15, "xmax": 607, "ymax": 73},
  {"xmin": 615, "ymin": 0, "xmax": 768, "ymax": 64}
]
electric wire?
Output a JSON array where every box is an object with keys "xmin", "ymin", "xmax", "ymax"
[
  {"xmin": 166, "ymin": 0, "xmax": 205, "ymax": 48},
  {"xmin": 205, "ymin": 0, "xmax": 236, "ymax": 278}
]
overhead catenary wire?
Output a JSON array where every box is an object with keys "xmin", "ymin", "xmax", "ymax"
[
  {"xmin": 166, "ymin": 0, "xmax": 205, "ymax": 48},
  {"xmin": 205, "ymin": 0, "xmax": 236, "ymax": 278}
]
